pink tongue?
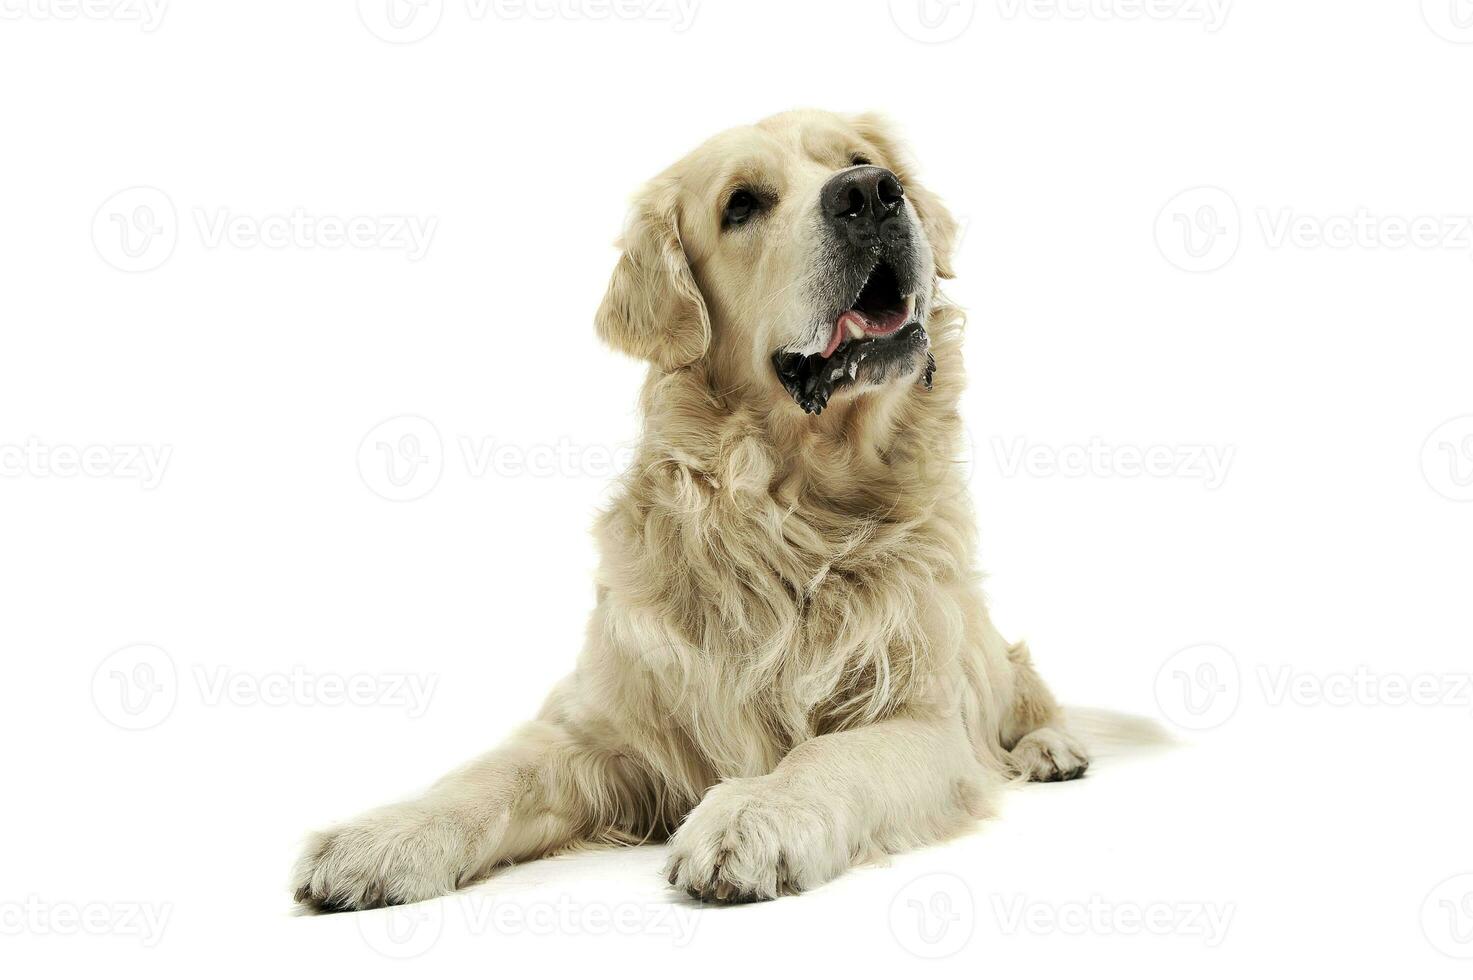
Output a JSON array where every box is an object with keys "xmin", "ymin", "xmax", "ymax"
[
  {"xmin": 822, "ymin": 307, "xmax": 909, "ymax": 358},
  {"xmin": 823, "ymin": 311, "xmax": 867, "ymax": 358}
]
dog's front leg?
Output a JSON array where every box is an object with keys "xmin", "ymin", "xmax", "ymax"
[
  {"xmin": 292, "ymin": 718, "xmax": 649, "ymax": 912},
  {"xmin": 664, "ymin": 714, "xmax": 991, "ymax": 903}
]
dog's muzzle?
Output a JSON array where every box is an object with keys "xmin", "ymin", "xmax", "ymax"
[{"xmin": 773, "ymin": 166, "xmax": 935, "ymax": 416}]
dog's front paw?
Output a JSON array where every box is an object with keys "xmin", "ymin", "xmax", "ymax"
[
  {"xmin": 292, "ymin": 804, "xmax": 490, "ymax": 912},
  {"xmin": 663, "ymin": 778, "xmax": 845, "ymax": 904},
  {"xmin": 1011, "ymin": 727, "xmax": 1090, "ymax": 782}
]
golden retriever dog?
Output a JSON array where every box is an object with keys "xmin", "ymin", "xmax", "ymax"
[{"xmin": 292, "ymin": 109, "xmax": 1088, "ymax": 910}]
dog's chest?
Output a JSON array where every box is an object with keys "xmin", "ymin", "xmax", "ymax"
[{"xmin": 687, "ymin": 508, "xmax": 956, "ymax": 716}]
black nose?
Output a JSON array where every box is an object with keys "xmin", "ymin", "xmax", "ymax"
[{"xmin": 822, "ymin": 165, "xmax": 905, "ymax": 223}]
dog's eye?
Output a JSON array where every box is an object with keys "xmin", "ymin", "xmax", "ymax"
[
  {"xmin": 723, "ymin": 189, "xmax": 759, "ymax": 229},
  {"xmin": 851, "ymin": 154, "xmax": 872, "ymax": 167}
]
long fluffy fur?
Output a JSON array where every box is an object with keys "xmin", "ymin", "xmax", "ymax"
[{"xmin": 292, "ymin": 112, "xmax": 1097, "ymax": 912}]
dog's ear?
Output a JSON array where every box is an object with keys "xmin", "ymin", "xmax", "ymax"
[
  {"xmin": 595, "ymin": 177, "xmax": 711, "ymax": 371},
  {"xmin": 851, "ymin": 112, "xmax": 959, "ymax": 279}
]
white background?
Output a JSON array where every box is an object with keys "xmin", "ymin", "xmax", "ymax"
[{"xmin": 3, "ymin": 1, "xmax": 1472, "ymax": 976}]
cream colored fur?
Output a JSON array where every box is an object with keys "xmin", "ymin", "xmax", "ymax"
[{"xmin": 292, "ymin": 110, "xmax": 1087, "ymax": 911}]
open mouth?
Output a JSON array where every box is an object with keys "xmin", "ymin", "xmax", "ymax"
[
  {"xmin": 822, "ymin": 261, "xmax": 915, "ymax": 358},
  {"xmin": 772, "ymin": 261, "xmax": 933, "ymax": 416}
]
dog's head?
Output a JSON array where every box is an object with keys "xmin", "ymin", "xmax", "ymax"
[{"xmin": 596, "ymin": 110, "xmax": 958, "ymax": 416}]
